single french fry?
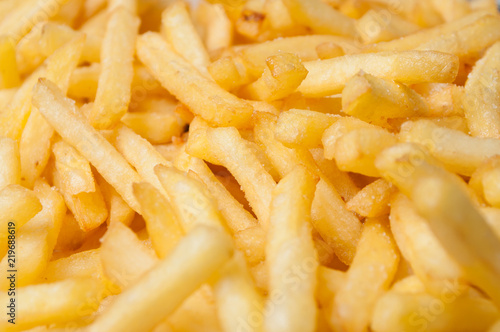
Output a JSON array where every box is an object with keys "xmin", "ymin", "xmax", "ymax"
[
  {"xmin": 206, "ymin": 126, "xmax": 276, "ymax": 226},
  {"xmin": 100, "ymin": 221, "xmax": 158, "ymax": 290},
  {"xmin": 240, "ymin": 53, "xmax": 308, "ymax": 101},
  {"xmin": 68, "ymin": 62, "xmax": 100, "ymax": 100},
  {"xmin": 0, "ymin": 278, "xmax": 105, "ymax": 331},
  {"xmin": 283, "ymin": 0, "xmax": 356, "ymax": 37},
  {"xmin": 32, "ymin": 79, "xmax": 143, "ymax": 213},
  {"xmin": 137, "ymin": 32, "xmax": 254, "ymax": 128},
  {"xmin": 265, "ymin": 166, "xmax": 319, "ymax": 332},
  {"xmin": 208, "ymin": 56, "xmax": 251, "ymax": 92},
  {"xmin": 399, "ymin": 119, "xmax": 500, "ymax": 176},
  {"xmin": 330, "ymin": 217, "xmax": 399, "ymax": 332},
  {"xmin": 213, "ymin": 252, "xmax": 264, "ymax": 332},
  {"xmin": 463, "ymin": 42, "xmax": 500, "ymax": 138},
  {"xmin": 416, "ymin": 15, "xmax": 500, "ymax": 60},
  {"xmin": 0, "ymin": 36, "xmax": 20, "ymax": 88},
  {"xmin": 239, "ymin": 35, "xmax": 361, "ymax": 77},
  {"xmin": 89, "ymin": 7, "xmax": 139, "ymax": 129},
  {"xmin": 38, "ymin": 249, "xmax": 102, "ymax": 283},
  {"xmin": 0, "ymin": 137, "xmax": 20, "ymax": 189},
  {"xmin": 0, "ymin": 180, "xmax": 66, "ymax": 289},
  {"xmin": 411, "ymin": 83, "xmax": 465, "ymax": 117},
  {"xmin": 390, "ymin": 193, "xmax": 464, "ymax": 294},
  {"xmin": 161, "ymin": 1, "xmax": 211, "ymax": 77},
  {"xmin": 121, "ymin": 109, "xmax": 186, "ymax": 145},
  {"xmin": 193, "ymin": 2, "xmax": 232, "ymax": 54},
  {"xmin": 133, "ymin": 182, "xmax": 184, "ymax": 259},
  {"xmin": 299, "ymin": 51, "xmax": 459, "ymax": 97},
  {"xmin": 322, "ymin": 117, "xmax": 375, "ymax": 160},
  {"xmin": 342, "ymin": 71, "xmax": 429, "ymax": 127},
  {"xmin": 346, "ymin": 179, "xmax": 395, "ymax": 217},
  {"xmin": 88, "ymin": 225, "xmax": 233, "ymax": 332},
  {"xmin": 356, "ymin": 10, "xmax": 419, "ymax": 44}
]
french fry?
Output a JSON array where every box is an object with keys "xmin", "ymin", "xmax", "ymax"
[
  {"xmin": 0, "ymin": 184, "xmax": 42, "ymax": 258},
  {"xmin": 390, "ymin": 193, "xmax": 464, "ymax": 294},
  {"xmin": 52, "ymin": 141, "xmax": 108, "ymax": 232},
  {"xmin": 363, "ymin": 10, "xmax": 490, "ymax": 52},
  {"xmin": 32, "ymin": 79, "xmax": 143, "ymax": 213},
  {"xmin": 0, "ymin": 180, "xmax": 66, "ymax": 289},
  {"xmin": 342, "ymin": 71, "xmax": 429, "ymax": 127},
  {"xmin": 206, "ymin": 126, "xmax": 276, "ymax": 226},
  {"xmin": 322, "ymin": 117, "xmax": 375, "ymax": 160},
  {"xmin": 121, "ymin": 108, "xmax": 186, "ymax": 144},
  {"xmin": 317, "ymin": 266, "xmax": 346, "ymax": 310},
  {"xmin": 0, "ymin": 278, "xmax": 105, "ymax": 331},
  {"xmin": 68, "ymin": 62, "xmax": 100, "ymax": 100},
  {"xmin": 399, "ymin": 119, "xmax": 500, "ymax": 176},
  {"xmin": 239, "ymin": 35, "xmax": 361, "ymax": 77},
  {"xmin": 283, "ymin": 0, "xmax": 357, "ymax": 37},
  {"xmin": 155, "ymin": 164, "xmax": 227, "ymax": 232},
  {"xmin": 0, "ymin": 0, "xmax": 70, "ymax": 44},
  {"xmin": 332, "ymin": 126, "xmax": 398, "ymax": 177},
  {"xmin": 88, "ymin": 225, "xmax": 233, "ymax": 332},
  {"xmin": 356, "ymin": 10, "xmax": 419, "ymax": 44},
  {"xmin": 463, "ymin": 41, "xmax": 500, "ymax": 138},
  {"xmin": 133, "ymin": 182, "xmax": 184, "ymax": 259},
  {"xmin": 346, "ymin": 179, "xmax": 395, "ymax": 217},
  {"xmin": 330, "ymin": 217, "xmax": 399, "ymax": 332},
  {"xmin": 95, "ymin": 173, "xmax": 135, "ymax": 226},
  {"xmin": 372, "ymin": 281, "xmax": 499, "ymax": 332},
  {"xmin": 161, "ymin": 1, "xmax": 211, "ymax": 77},
  {"xmin": 38, "ymin": 249, "xmax": 102, "ymax": 283},
  {"xmin": 0, "ymin": 137, "xmax": 20, "ymax": 189},
  {"xmin": 108, "ymin": 0, "xmax": 136, "ymax": 14},
  {"xmin": 193, "ymin": 2, "xmax": 233, "ymax": 54},
  {"xmin": 416, "ymin": 14, "xmax": 500, "ymax": 60},
  {"xmin": 208, "ymin": 56, "xmax": 251, "ymax": 92},
  {"xmin": 213, "ymin": 252, "xmax": 264, "ymax": 332},
  {"xmin": 100, "ymin": 221, "xmax": 158, "ymax": 290},
  {"xmin": 265, "ymin": 166, "xmax": 318, "ymax": 332},
  {"xmin": 411, "ymin": 83, "xmax": 465, "ymax": 117},
  {"xmin": 0, "ymin": 36, "xmax": 19, "ymax": 89},
  {"xmin": 316, "ymin": 41, "xmax": 345, "ymax": 60},
  {"xmin": 470, "ymin": 156, "xmax": 500, "ymax": 208},
  {"xmin": 137, "ymin": 32, "xmax": 254, "ymax": 128},
  {"xmin": 240, "ymin": 53, "xmax": 308, "ymax": 101},
  {"xmin": 299, "ymin": 51, "xmax": 459, "ymax": 97},
  {"xmin": 89, "ymin": 7, "xmax": 139, "ymax": 129}
]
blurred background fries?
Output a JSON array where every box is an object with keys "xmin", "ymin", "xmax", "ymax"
[{"xmin": 0, "ymin": 0, "xmax": 500, "ymax": 331}]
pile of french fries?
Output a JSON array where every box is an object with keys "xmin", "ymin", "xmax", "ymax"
[{"xmin": 1, "ymin": 0, "xmax": 500, "ymax": 331}]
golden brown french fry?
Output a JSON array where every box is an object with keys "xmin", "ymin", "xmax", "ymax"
[
  {"xmin": 416, "ymin": 15, "xmax": 500, "ymax": 59},
  {"xmin": 0, "ymin": 278, "xmax": 105, "ymax": 331},
  {"xmin": 137, "ymin": 32, "xmax": 254, "ymax": 128},
  {"xmin": 299, "ymin": 51, "xmax": 459, "ymax": 97},
  {"xmin": 100, "ymin": 221, "xmax": 158, "ymax": 290},
  {"xmin": 0, "ymin": 36, "xmax": 19, "ymax": 88},
  {"xmin": 206, "ymin": 126, "xmax": 276, "ymax": 226},
  {"xmin": 342, "ymin": 71, "xmax": 429, "ymax": 127},
  {"xmin": 155, "ymin": 164, "xmax": 226, "ymax": 232},
  {"xmin": 330, "ymin": 217, "xmax": 399, "ymax": 332},
  {"xmin": 356, "ymin": 10, "xmax": 419, "ymax": 44},
  {"xmin": 185, "ymin": 116, "xmax": 221, "ymax": 165},
  {"xmin": 193, "ymin": 1, "xmax": 233, "ymax": 54},
  {"xmin": 239, "ymin": 35, "xmax": 360, "ymax": 77},
  {"xmin": 0, "ymin": 0, "xmax": 70, "ymax": 44},
  {"xmin": 322, "ymin": 117, "xmax": 375, "ymax": 160},
  {"xmin": 265, "ymin": 166, "xmax": 318, "ymax": 332},
  {"xmin": 121, "ymin": 109, "xmax": 186, "ymax": 145},
  {"xmin": 133, "ymin": 182, "xmax": 184, "ymax": 259},
  {"xmin": 346, "ymin": 179, "xmax": 395, "ymax": 217},
  {"xmin": 411, "ymin": 83, "xmax": 465, "ymax": 117},
  {"xmin": 68, "ymin": 62, "xmax": 100, "ymax": 100},
  {"xmin": 463, "ymin": 41, "xmax": 500, "ymax": 138},
  {"xmin": 283, "ymin": 0, "xmax": 356, "ymax": 37},
  {"xmin": 88, "ymin": 225, "xmax": 233, "ymax": 332},
  {"xmin": 89, "ymin": 7, "xmax": 139, "ymax": 129},
  {"xmin": 399, "ymin": 119, "xmax": 500, "ymax": 176},
  {"xmin": 240, "ymin": 53, "xmax": 308, "ymax": 101},
  {"xmin": 371, "ymin": 281, "xmax": 499, "ymax": 332},
  {"xmin": 161, "ymin": 1, "xmax": 211, "ymax": 77},
  {"xmin": 213, "ymin": 252, "xmax": 264, "ymax": 332},
  {"xmin": 0, "ymin": 137, "xmax": 20, "ymax": 189},
  {"xmin": 390, "ymin": 193, "xmax": 465, "ymax": 294},
  {"xmin": 32, "ymin": 79, "xmax": 143, "ymax": 213},
  {"xmin": 363, "ymin": 10, "xmax": 490, "ymax": 52},
  {"xmin": 208, "ymin": 56, "xmax": 251, "ymax": 92},
  {"xmin": 52, "ymin": 141, "xmax": 108, "ymax": 232},
  {"xmin": 316, "ymin": 41, "xmax": 345, "ymax": 60},
  {"xmin": 0, "ymin": 180, "xmax": 66, "ymax": 289}
]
